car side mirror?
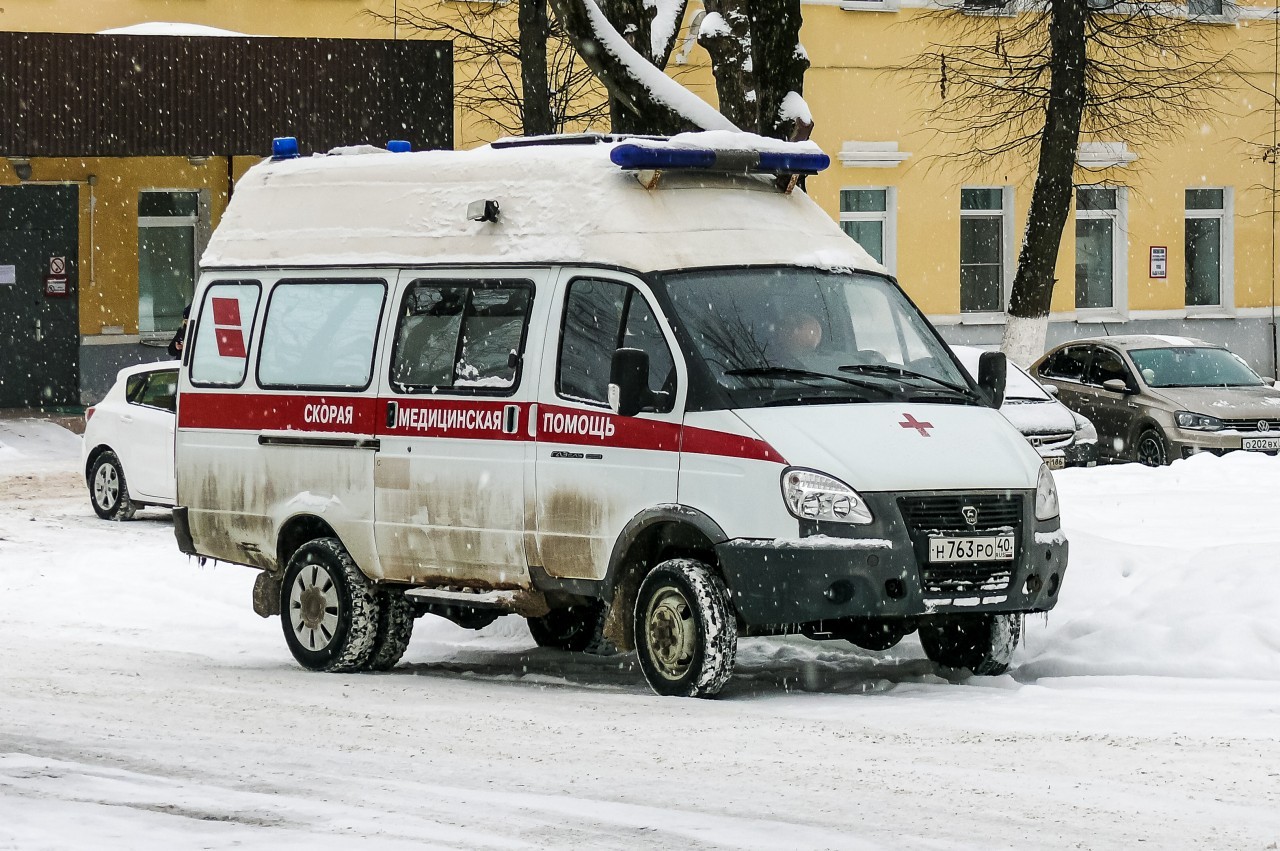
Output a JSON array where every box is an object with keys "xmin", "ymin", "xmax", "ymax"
[
  {"xmin": 977, "ymin": 351, "xmax": 1007, "ymax": 409},
  {"xmin": 1102, "ymin": 378, "xmax": 1130, "ymax": 395},
  {"xmin": 1042, "ymin": 383, "xmax": 1059, "ymax": 397},
  {"xmin": 609, "ymin": 347, "xmax": 653, "ymax": 417}
]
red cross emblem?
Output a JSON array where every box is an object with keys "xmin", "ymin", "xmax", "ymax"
[{"xmin": 899, "ymin": 413, "xmax": 934, "ymax": 437}]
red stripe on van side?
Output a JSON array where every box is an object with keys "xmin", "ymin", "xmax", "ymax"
[
  {"xmin": 382, "ymin": 399, "xmax": 526, "ymax": 441},
  {"xmin": 178, "ymin": 392, "xmax": 379, "ymax": 433},
  {"xmin": 680, "ymin": 424, "xmax": 786, "ymax": 465},
  {"xmin": 537, "ymin": 404, "xmax": 682, "ymax": 452}
]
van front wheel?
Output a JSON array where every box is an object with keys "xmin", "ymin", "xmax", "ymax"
[
  {"xmin": 918, "ymin": 613, "xmax": 1021, "ymax": 676},
  {"xmin": 634, "ymin": 559, "xmax": 738, "ymax": 698},
  {"xmin": 280, "ymin": 538, "xmax": 381, "ymax": 673}
]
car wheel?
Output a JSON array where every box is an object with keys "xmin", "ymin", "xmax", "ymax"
[
  {"xmin": 89, "ymin": 450, "xmax": 136, "ymax": 521},
  {"xmin": 918, "ymin": 613, "xmax": 1021, "ymax": 676},
  {"xmin": 1135, "ymin": 427, "xmax": 1168, "ymax": 467},
  {"xmin": 634, "ymin": 559, "xmax": 738, "ymax": 698},
  {"xmin": 280, "ymin": 537, "xmax": 381, "ymax": 673},
  {"xmin": 527, "ymin": 604, "xmax": 602, "ymax": 652},
  {"xmin": 366, "ymin": 590, "xmax": 414, "ymax": 672}
]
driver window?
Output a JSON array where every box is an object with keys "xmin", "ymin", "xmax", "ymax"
[{"xmin": 1086, "ymin": 348, "xmax": 1129, "ymax": 387}]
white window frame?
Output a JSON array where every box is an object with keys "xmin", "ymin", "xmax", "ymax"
[
  {"xmin": 838, "ymin": 186, "xmax": 897, "ymax": 275},
  {"xmin": 1184, "ymin": 186, "xmax": 1234, "ymax": 316},
  {"xmin": 840, "ymin": 0, "xmax": 900, "ymax": 12},
  {"xmin": 1074, "ymin": 185, "xmax": 1128, "ymax": 321},
  {"xmin": 958, "ymin": 185, "xmax": 1015, "ymax": 320},
  {"xmin": 137, "ymin": 188, "xmax": 210, "ymax": 342}
]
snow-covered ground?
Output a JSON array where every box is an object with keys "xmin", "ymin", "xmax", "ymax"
[{"xmin": 1, "ymin": 419, "xmax": 1278, "ymax": 849}]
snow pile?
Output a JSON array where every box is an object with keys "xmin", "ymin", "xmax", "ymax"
[
  {"xmin": 98, "ymin": 23, "xmax": 253, "ymax": 37},
  {"xmin": 1020, "ymin": 451, "xmax": 1280, "ymax": 680},
  {"xmin": 0, "ymin": 419, "xmax": 82, "ymax": 469}
]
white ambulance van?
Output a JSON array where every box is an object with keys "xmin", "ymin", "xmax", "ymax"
[{"xmin": 174, "ymin": 133, "xmax": 1067, "ymax": 697}]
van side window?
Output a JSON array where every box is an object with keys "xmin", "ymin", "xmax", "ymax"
[
  {"xmin": 557, "ymin": 278, "xmax": 676, "ymax": 410},
  {"xmin": 390, "ymin": 280, "xmax": 532, "ymax": 395},
  {"xmin": 189, "ymin": 281, "xmax": 261, "ymax": 387},
  {"xmin": 258, "ymin": 280, "xmax": 386, "ymax": 391},
  {"xmin": 1041, "ymin": 347, "xmax": 1090, "ymax": 382}
]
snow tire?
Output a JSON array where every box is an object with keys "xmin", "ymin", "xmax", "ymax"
[
  {"xmin": 280, "ymin": 537, "xmax": 381, "ymax": 673},
  {"xmin": 89, "ymin": 450, "xmax": 136, "ymax": 521},
  {"xmin": 1136, "ymin": 427, "xmax": 1168, "ymax": 467},
  {"xmin": 634, "ymin": 559, "xmax": 738, "ymax": 698},
  {"xmin": 367, "ymin": 590, "xmax": 415, "ymax": 672},
  {"xmin": 527, "ymin": 604, "xmax": 602, "ymax": 652},
  {"xmin": 918, "ymin": 612, "xmax": 1022, "ymax": 676}
]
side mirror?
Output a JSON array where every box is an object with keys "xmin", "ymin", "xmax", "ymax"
[
  {"xmin": 1102, "ymin": 378, "xmax": 1130, "ymax": 395},
  {"xmin": 977, "ymin": 351, "xmax": 1007, "ymax": 409},
  {"xmin": 1043, "ymin": 383, "xmax": 1059, "ymax": 397},
  {"xmin": 609, "ymin": 348, "xmax": 652, "ymax": 417}
]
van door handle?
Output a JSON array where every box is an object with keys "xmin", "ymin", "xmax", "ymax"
[{"xmin": 386, "ymin": 400, "xmax": 398, "ymax": 429}]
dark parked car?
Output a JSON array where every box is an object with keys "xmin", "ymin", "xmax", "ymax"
[{"xmin": 1031, "ymin": 335, "xmax": 1280, "ymax": 466}]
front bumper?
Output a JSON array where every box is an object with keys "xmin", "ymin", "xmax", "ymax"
[
  {"xmin": 1170, "ymin": 429, "xmax": 1280, "ymax": 460},
  {"xmin": 716, "ymin": 491, "xmax": 1068, "ymax": 628}
]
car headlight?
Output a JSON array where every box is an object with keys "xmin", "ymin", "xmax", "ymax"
[
  {"xmin": 1071, "ymin": 411, "xmax": 1098, "ymax": 444},
  {"xmin": 781, "ymin": 468, "xmax": 874, "ymax": 525},
  {"xmin": 1175, "ymin": 411, "xmax": 1224, "ymax": 431},
  {"xmin": 1035, "ymin": 463, "xmax": 1060, "ymax": 521}
]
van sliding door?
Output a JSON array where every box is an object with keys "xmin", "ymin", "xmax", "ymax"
[{"xmin": 372, "ymin": 270, "xmax": 550, "ymax": 586}]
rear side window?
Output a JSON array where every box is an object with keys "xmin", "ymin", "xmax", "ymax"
[
  {"xmin": 1086, "ymin": 348, "xmax": 1129, "ymax": 387},
  {"xmin": 132, "ymin": 369, "xmax": 178, "ymax": 412},
  {"xmin": 557, "ymin": 278, "xmax": 676, "ymax": 410},
  {"xmin": 189, "ymin": 281, "xmax": 261, "ymax": 387},
  {"xmin": 1040, "ymin": 346, "xmax": 1090, "ymax": 382},
  {"xmin": 390, "ymin": 280, "xmax": 533, "ymax": 394},
  {"xmin": 258, "ymin": 280, "xmax": 387, "ymax": 390}
]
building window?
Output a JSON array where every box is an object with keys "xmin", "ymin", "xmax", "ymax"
[
  {"xmin": 960, "ymin": 187, "xmax": 1010, "ymax": 313},
  {"xmin": 1185, "ymin": 188, "xmax": 1229, "ymax": 308},
  {"xmin": 1075, "ymin": 186, "xmax": 1125, "ymax": 311},
  {"xmin": 1188, "ymin": 0, "xmax": 1224, "ymax": 16},
  {"xmin": 839, "ymin": 188, "xmax": 895, "ymax": 272},
  {"xmin": 138, "ymin": 190, "xmax": 203, "ymax": 336}
]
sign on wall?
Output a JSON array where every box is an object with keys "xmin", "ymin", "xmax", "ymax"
[
  {"xmin": 0, "ymin": 265, "xmax": 14, "ymax": 286},
  {"xmin": 1149, "ymin": 246, "xmax": 1168, "ymax": 279}
]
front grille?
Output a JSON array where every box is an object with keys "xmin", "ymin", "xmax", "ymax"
[
  {"xmin": 898, "ymin": 493, "xmax": 1024, "ymax": 600},
  {"xmin": 1026, "ymin": 431, "xmax": 1073, "ymax": 449},
  {"xmin": 897, "ymin": 493, "xmax": 1024, "ymax": 534},
  {"xmin": 920, "ymin": 564, "xmax": 1013, "ymax": 596},
  {"xmin": 1220, "ymin": 418, "xmax": 1280, "ymax": 433}
]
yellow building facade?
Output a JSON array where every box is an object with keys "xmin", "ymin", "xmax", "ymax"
[{"xmin": 3, "ymin": 0, "xmax": 1278, "ymax": 402}]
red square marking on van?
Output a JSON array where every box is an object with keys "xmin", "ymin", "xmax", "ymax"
[
  {"xmin": 211, "ymin": 297, "xmax": 242, "ymax": 326},
  {"xmin": 216, "ymin": 328, "xmax": 247, "ymax": 358}
]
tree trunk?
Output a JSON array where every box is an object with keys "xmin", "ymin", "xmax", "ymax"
[
  {"xmin": 700, "ymin": 0, "xmax": 758, "ymax": 131},
  {"xmin": 749, "ymin": 0, "xmax": 807, "ymax": 140},
  {"xmin": 549, "ymin": 0, "xmax": 698, "ymax": 134},
  {"xmin": 1001, "ymin": 0, "xmax": 1087, "ymax": 367},
  {"xmin": 519, "ymin": 0, "xmax": 554, "ymax": 136}
]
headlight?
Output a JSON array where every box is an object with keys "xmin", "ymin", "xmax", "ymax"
[
  {"xmin": 1175, "ymin": 411, "xmax": 1224, "ymax": 431},
  {"xmin": 1035, "ymin": 463, "xmax": 1060, "ymax": 521},
  {"xmin": 1071, "ymin": 411, "xmax": 1098, "ymax": 444},
  {"xmin": 780, "ymin": 468, "xmax": 873, "ymax": 525}
]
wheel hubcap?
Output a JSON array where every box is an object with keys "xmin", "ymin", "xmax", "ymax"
[
  {"xmin": 289, "ymin": 563, "xmax": 340, "ymax": 651},
  {"xmin": 1139, "ymin": 437, "xmax": 1163, "ymax": 466},
  {"xmin": 645, "ymin": 587, "xmax": 696, "ymax": 681},
  {"xmin": 93, "ymin": 464, "xmax": 119, "ymax": 509}
]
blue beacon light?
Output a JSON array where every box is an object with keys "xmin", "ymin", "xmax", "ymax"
[
  {"xmin": 387, "ymin": 140, "xmax": 412, "ymax": 153},
  {"xmin": 271, "ymin": 136, "xmax": 301, "ymax": 161}
]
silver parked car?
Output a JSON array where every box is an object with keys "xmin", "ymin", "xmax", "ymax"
[
  {"xmin": 952, "ymin": 346, "xmax": 1098, "ymax": 469},
  {"xmin": 1031, "ymin": 335, "xmax": 1280, "ymax": 466}
]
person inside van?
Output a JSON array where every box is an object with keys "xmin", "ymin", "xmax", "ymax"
[{"xmin": 772, "ymin": 311, "xmax": 824, "ymax": 364}]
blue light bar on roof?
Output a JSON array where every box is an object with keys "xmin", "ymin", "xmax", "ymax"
[
  {"xmin": 387, "ymin": 140, "xmax": 412, "ymax": 153},
  {"xmin": 610, "ymin": 143, "xmax": 829, "ymax": 175},
  {"xmin": 272, "ymin": 136, "xmax": 300, "ymax": 161}
]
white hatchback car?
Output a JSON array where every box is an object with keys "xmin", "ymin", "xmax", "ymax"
[{"xmin": 83, "ymin": 361, "xmax": 179, "ymax": 520}]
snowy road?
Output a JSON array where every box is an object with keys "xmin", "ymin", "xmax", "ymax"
[{"xmin": 1, "ymin": 420, "xmax": 1278, "ymax": 849}]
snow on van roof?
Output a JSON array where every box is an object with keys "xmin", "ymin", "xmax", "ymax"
[{"xmin": 201, "ymin": 137, "xmax": 881, "ymax": 275}]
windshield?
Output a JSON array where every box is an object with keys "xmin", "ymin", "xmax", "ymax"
[
  {"xmin": 1129, "ymin": 346, "xmax": 1265, "ymax": 388},
  {"xmin": 660, "ymin": 268, "xmax": 976, "ymax": 408}
]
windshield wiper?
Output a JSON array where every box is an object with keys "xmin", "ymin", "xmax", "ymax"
[
  {"xmin": 725, "ymin": 366, "xmax": 895, "ymax": 397},
  {"xmin": 837, "ymin": 363, "xmax": 974, "ymax": 396}
]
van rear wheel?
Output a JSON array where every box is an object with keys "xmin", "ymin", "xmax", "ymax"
[
  {"xmin": 280, "ymin": 537, "xmax": 381, "ymax": 673},
  {"xmin": 367, "ymin": 590, "xmax": 414, "ymax": 672},
  {"xmin": 634, "ymin": 559, "xmax": 738, "ymax": 698},
  {"xmin": 527, "ymin": 604, "xmax": 601, "ymax": 652},
  {"xmin": 918, "ymin": 613, "xmax": 1021, "ymax": 676}
]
